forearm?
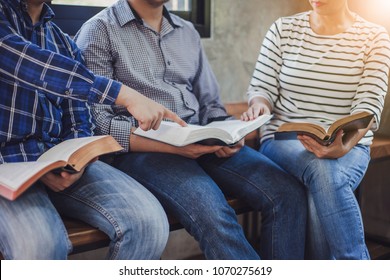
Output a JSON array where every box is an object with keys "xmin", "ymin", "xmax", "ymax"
[
  {"xmin": 129, "ymin": 131, "xmax": 178, "ymax": 154},
  {"xmin": 249, "ymin": 96, "xmax": 272, "ymax": 111},
  {"xmin": 129, "ymin": 132, "xmax": 223, "ymax": 159}
]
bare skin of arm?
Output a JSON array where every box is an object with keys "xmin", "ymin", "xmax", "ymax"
[{"xmin": 130, "ymin": 128, "xmax": 245, "ymax": 159}]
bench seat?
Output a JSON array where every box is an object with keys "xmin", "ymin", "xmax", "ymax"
[
  {"xmin": 65, "ymin": 197, "xmax": 252, "ymax": 254},
  {"xmin": 2, "ymin": 102, "xmax": 390, "ymax": 259},
  {"xmin": 63, "ymin": 105, "xmax": 390, "ymax": 256}
]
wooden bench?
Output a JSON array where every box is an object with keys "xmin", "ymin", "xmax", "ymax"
[
  {"xmin": 63, "ymin": 104, "xmax": 390, "ymax": 257},
  {"xmin": 65, "ymin": 102, "xmax": 259, "ymax": 255},
  {"xmin": 2, "ymin": 102, "xmax": 390, "ymax": 259}
]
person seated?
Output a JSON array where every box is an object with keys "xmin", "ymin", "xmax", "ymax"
[
  {"xmin": 0, "ymin": 0, "xmax": 184, "ymax": 259},
  {"xmin": 75, "ymin": 0, "xmax": 308, "ymax": 259}
]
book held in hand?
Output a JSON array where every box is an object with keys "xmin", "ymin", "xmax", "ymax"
[
  {"xmin": 274, "ymin": 111, "xmax": 374, "ymax": 146},
  {"xmin": 0, "ymin": 135, "xmax": 123, "ymax": 201},
  {"xmin": 133, "ymin": 114, "xmax": 272, "ymax": 147}
]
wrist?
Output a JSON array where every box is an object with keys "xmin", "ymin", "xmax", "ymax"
[
  {"xmin": 116, "ymin": 85, "xmax": 138, "ymax": 109},
  {"xmin": 250, "ymin": 96, "xmax": 272, "ymax": 112}
]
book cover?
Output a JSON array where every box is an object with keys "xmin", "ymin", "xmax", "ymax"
[
  {"xmin": 0, "ymin": 135, "xmax": 123, "ymax": 200},
  {"xmin": 275, "ymin": 112, "xmax": 374, "ymax": 146}
]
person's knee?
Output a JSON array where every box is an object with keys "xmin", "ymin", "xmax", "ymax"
[
  {"xmin": 4, "ymin": 227, "xmax": 69, "ymax": 259},
  {"xmin": 302, "ymin": 159, "xmax": 343, "ymax": 194},
  {"xmin": 135, "ymin": 204, "xmax": 169, "ymax": 245},
  {"xmin": 113, "ymin": 204, "xmax": 169, "ymax": 259},
  {"xmin": 111, "ymin": 183, "xmax": 169, "ymax": 258}
]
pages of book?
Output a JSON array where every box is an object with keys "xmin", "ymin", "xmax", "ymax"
[
  {"xmin": 134, "ymin": 115, "xmax": 272, "ymax": 146},
  {"xmin": 37, "ymin": 135, "xmax": 109, "ymax": 162},
  {"xmin": 0, "ymin": 161, "xmax": 60, "ymax": 191}
]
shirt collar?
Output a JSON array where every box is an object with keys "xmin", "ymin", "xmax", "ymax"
[
  {"xmin": 41, "ymin": 3, "xmax": 55, "ymax": 23},
  {"xmin": 13, "ymin": 0, "xmax": 55, "ymax": 24},
  {"xmin": 115, "ymin": 0, "xmax": 182, "ymax": 29}
]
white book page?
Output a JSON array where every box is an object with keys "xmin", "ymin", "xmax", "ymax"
[
  {"xmin": 205, "ymin": 115, "xmax": 272, "ymax": 142},
  {"xmin": 37, "ymin": 135, "xmax": 107, "ymax": 162},
  {"xmin": 134, "ymin": 115, "xmax": 272, "ymax": 146},
  {"xmin": 134, "ymin": 122, "xmax": 193, "ymax": 146},
  {"xmin": 0, "ymin": 161, "xmax": 56, "ymax": 191}
]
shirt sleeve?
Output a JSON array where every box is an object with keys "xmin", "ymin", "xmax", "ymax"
[
  {"xmin": 60, "ymin": 98, "xmax": 94, "ymax": 140},
  {"xmin": 191, "ymin": 33, "xmax": 229, "ymax": 125},
  {"xmin": 75, "ymin": 20, "xmax": 135, "ymax": 150},
  {"xmin": 91, "ymin": 104, "xmax": 135, "ymax": 152},
  {"xmin": 0, "ymin": 10, "xmax": 121, "ymax": 105},
  {"xmin": 351, "ymin": 26, "xmax": 390, "ymax": 131},
  {"xmin": 247, "ymin": 19, "xmax": 283, "ymax": 110}
]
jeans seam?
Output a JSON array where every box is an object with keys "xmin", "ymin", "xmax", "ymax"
[
  {"xmin": 345, "ymin": 161, "xmax": 370, "ymax": 259},
  {"xmin": 215, "ymin": 165, "xmax": 277, "ymax": 259},
  {"xmin": 52, "ymin": 206, "xmax": 73, "ymax": 254},
  {"xmin": 129, "ymin": 174, "xmax": 221, "ymax": 259},
  {"xmin": 0, "ymin": 237, "xmax": 7, "ymax": 259},
  {"xmin": 56, "ymin": 191, "xmax": 123, "ymax": 259}
]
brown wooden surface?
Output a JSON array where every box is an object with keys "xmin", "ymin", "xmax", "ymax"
[
  {"xmin": 64, "ymin": 102, "xmax": 255, "ymax": 254},
  {"xmin": 370, "ymin": 135, "xmax": 390, "ymax": 160},
  {"xmin": 65, "ymin": 197, "xmax": 252, "ymax": 254},
  {"xmin": 61, "ymin": 104, "xmax": 390, "ymax": 255},
  {"xmin": 5, "ymin": 102, "xmax": 390, "ymax": 258}
]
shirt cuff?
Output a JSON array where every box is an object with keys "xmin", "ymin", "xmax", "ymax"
[
  {"xmin": 89, "ymin": 76, "xmax": 122, "ymax": 105},
  {"xmin": 109, "ymin": 116, "xmax": 132, "ymax": 152}
]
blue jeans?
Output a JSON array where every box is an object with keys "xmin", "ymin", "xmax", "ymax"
[
  {"xmin": 260, "ymin": 139, "xmax": 370, "ymax": 259},
  {"xmin": 111, "ymin": 146, "xmax": 307, "ymax": 259},
  {"xmin": 0, "ymin": 161, "xmax": 168, "ymax": 259}
]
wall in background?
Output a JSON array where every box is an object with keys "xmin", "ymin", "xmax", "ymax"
[
  {"xmin": 202, "ymin": 0, "xmax": 309, "ymax": 103},
  {"xmin": 203, "ymin": 0, "xmax": 390, "ymax": 135},
  {"xmin": 348, "ymin": 0, "xmax": 390, "ymax": 135}
]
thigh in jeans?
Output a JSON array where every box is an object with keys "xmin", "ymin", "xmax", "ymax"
[
  {"xmin": 0, "ymin": 185, "xmax": 70, "ymax": 259},
  {"xmin": 49, "ymin": 160, "xmax": 169, "ymax": 259}
]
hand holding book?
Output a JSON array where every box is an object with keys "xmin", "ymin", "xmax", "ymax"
[{"xmin": 274, "ymin": 111, "xmax": 374, "ymax": 146}]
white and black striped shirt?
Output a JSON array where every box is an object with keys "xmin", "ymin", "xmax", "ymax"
[{"xmin": 248, "ymin": 11, "xmax": 390, "ymax": 145}]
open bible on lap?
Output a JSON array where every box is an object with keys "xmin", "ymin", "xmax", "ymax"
[
  {"xmin": 274, "ymin": 111, "xmax": 374, "ymax": 146},
  {"xmin": 0, "ymin": 135, "xmax": 123, "ymax": 201},
  {"xmin": 134, "ymin": 115, "xmax": 272, "ymax": 147}
]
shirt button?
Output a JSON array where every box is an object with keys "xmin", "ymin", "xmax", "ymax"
[
  {"xmin": 167, "ymin": 61, "xmax": 171, "ymax": 65},
  {"xmin": 171, "ymin": 82, "xmax": 176, "ymax": 86}
]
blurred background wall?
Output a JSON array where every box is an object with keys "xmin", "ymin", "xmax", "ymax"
[{"xmin": 204, "ymin": 0, "xmax": 390, "ymax": 135}]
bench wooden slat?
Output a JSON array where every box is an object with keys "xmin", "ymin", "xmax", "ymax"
[
  {"xmin": 3, "ymin": 102, "xmax": 390, "ymax": 259},
  {"xmin": 370, "ymin": 135, "xmax": 390, "ymax": 160},
  {"xmin": 60, "ymin": 105, "xmax": 390, "ymax": 255},
  {"xmin": 65, "ymin": 197, "xmax": 252, "ymax": 254}
]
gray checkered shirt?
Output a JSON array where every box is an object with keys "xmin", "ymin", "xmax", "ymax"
[{"xmin": 75, "ymin": 0, "xmax": 229, "ymax": 152}]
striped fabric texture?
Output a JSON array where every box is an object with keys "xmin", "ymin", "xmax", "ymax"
[{"xmin": 248, "ymin": 11, "xmax": 390, "ymax": 145}]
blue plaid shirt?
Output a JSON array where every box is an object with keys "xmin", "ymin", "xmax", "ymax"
[{"xmin": 0, "ymin": 0, "xmax": 122, "ymax": 163}]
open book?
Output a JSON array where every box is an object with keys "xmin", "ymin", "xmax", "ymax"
[
  {"xmin": 274, "ymin": 111, "xmax": 374, "ymax": 146},
  {"xmin": 133, "ymin": 114, "xmax": 272, "ymax": 147},
  {"xmin": 0, "ymin": 135, "xmax": 123, "ymax": 201}
]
